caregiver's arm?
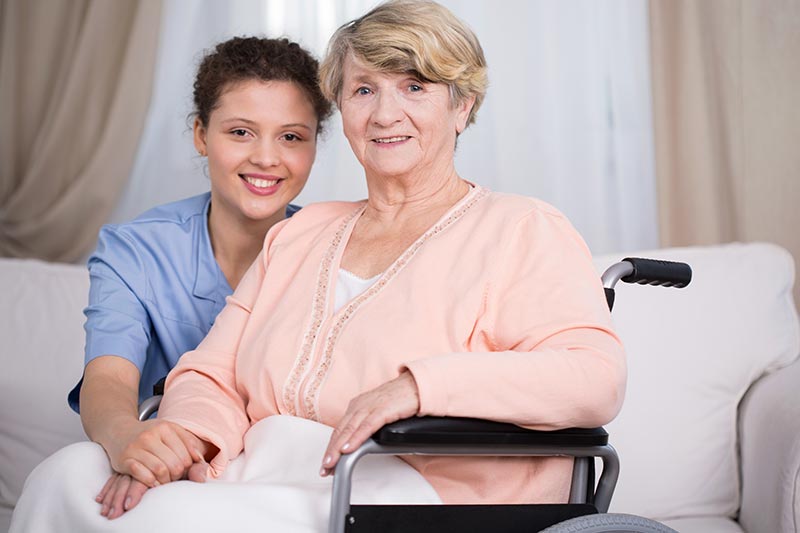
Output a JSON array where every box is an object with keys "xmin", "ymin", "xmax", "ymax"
[
  {"xmin": 81, "ymin": 356, "xmax": 208, "ymax": 487},
  {"xmin": 112, "ymin": 232, "xmax": 281, "ymax": 492},
  {"xmin": 79, "ymin": 226, "xmax": 204, "ymax": 486}
]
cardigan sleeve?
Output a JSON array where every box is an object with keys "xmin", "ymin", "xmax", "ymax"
[
  {"xmin": 404, "ymin": 207, "xmax": 626, "ymax": 430},
  {"xmin": 157, "ymin": 254, "xmax": 261, "ymax": 477},
  {"xmin": 157, "ymin": 219, "xmax": 290, "ymax": 477}
]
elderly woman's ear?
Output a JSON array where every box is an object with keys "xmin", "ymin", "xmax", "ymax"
[{"xmin": 456, "ymin": 95, "xmax": 477, "ymax": 135}]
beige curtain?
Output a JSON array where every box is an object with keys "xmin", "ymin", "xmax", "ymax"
[
  {"xmin": 0, "ymin": 0, "xmax": 162, "ymax": 262},
  {"xmin": 650, "ymin": 0, "xmax": 800, "ymax": 306}
]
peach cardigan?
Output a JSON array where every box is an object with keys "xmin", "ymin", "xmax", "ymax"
[{"xmin": 159, "ymin": 185, "xmax": 626, "ymax": 504}]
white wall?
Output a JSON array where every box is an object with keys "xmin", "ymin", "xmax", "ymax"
[{"xmin": 113, "ymin": 0, "xmax": 658, "ymax": 255}]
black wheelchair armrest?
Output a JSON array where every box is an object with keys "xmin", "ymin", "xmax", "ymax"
[
  {"xmin": 330, "ymin": 417, "xmax": 619, "ymax": 533},
  {"xmin": 373, "ymin": 417, "xmax": 608, "ymax": 447}
]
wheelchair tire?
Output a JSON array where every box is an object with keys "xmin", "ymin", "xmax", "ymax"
[{"xmin": 539, "ymin": 513, "xmax": 677, "ymax": 533}]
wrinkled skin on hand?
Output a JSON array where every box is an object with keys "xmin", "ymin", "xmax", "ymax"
[{"xmin": 320, "ymin": 371, "xmax": 420, "ymax": 476}]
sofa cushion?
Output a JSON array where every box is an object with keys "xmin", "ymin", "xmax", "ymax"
[
  {"xmin": 594, "ymin": 243, "xmax": 799, "ymax": 521},
  {"xmin": 0, "ymin": 259, "xmax": 88, "ymax": 529}
]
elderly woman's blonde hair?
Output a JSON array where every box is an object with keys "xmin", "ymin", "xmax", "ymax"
[{"xmin": 320, "ymin": 0, "xmax": 488, "ymax": 128}]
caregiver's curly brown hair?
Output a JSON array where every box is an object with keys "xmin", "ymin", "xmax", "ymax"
[{"xmin": 193, "ymin": 36, "xmax": 333, "ymax": 134}]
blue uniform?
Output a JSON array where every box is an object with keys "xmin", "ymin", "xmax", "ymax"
[{"xmin": 68, "ymin": 193, "xmax": 299, "ymax": 412}]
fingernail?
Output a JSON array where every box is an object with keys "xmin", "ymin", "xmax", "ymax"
[
  {"xmin": 95, "ymin": 495, "xmax": 102, "ymax": 502},
  {"xmin": 153, "ymin": 480, "xmax": 160, "ymax": 487},
  {"xmin": 341, "ymin": 442, "xmax": 351, "ymax": 451},
  {"xmin": 124, "ymin": 496, "xmax": 132, "ymax": 510},
  {"xmin": 324, "ymin": 455, "xmax": 332, "ymax": 465},
  {"xmin": 320, "ymin": 467, "xmax": 327, "ymax": 476},
  {"xmin": 109, "ymin": 507, "xmax": 115, "ymax": 517}
]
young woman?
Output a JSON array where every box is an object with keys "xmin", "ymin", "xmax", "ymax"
[{"xmin": 66, "ymin": 36, "xmax": 332, "ymax": 510}]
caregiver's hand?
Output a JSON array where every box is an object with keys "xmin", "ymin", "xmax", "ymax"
[
  {"xmin": 97, "ymin": 461, "xmax": 208, "ymax": 519},
  {"xmin": 80, "ymin": 357, "xmax": 209, "ymax": 488},
  {"xmin": 110, "ymin": 418, "xmax": 208, "ymax": 488},
  {"xmin": 320, "ymin": 371, "xmax": 420, "ymax": 476}
]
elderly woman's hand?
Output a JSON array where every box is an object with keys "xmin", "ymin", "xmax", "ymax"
[
  {"xmin": 96, "ymin": 473, "xmax": 149, "ymax": 520},
  {"xmin": 320, "ymin": 371, "xmax": 420, "ymax": 476},
  {"xmin": 96, "ymin": 462, "xmax": 208, "ymax": 519}
]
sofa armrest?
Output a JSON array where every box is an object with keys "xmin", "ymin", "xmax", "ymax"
[{"xmin": 738, "ymin": 357, "xmax": 800, "ymax": 533}]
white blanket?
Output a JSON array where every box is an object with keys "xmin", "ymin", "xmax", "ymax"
[{"xmin": 10, "ymin": 416, "xmax": 441, "ymax": 532}]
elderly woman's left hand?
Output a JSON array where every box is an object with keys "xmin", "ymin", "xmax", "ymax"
[{"xmin": 321, "ymin": 371, "xmax": 420, "ymax": 476}]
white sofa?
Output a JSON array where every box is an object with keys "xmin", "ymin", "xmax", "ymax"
[{"xmin": 0, "ymin": 242, "xmax": 798, "ymax": 533}]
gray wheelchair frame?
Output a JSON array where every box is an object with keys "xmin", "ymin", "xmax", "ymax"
[{"xmin": 138, "ymin": 258, "xmax": 691, "ymax": 533}]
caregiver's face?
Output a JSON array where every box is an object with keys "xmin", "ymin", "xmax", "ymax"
[
  {"xmin": 194, "ymin": 79, "xmax": 318, "ymax": 224},
  {"xmin": 338, "ymin": 55, "xmax": 472, "ymax": 180}
]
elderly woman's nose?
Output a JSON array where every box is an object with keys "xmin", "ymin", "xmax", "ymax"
[
  {"xmin": 249, "ymin": 140, "xmax": 281, "ymax": 167},
  {"xmin": 371, "ymin": 91, "xmax": 404, "ymax": 125}
]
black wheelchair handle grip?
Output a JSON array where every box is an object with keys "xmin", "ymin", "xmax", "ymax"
[{"xmin": 620, "ymin": 258, "xmax": 692, "ymax": 288}]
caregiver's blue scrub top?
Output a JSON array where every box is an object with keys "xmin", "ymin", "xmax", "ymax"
[{"xmin": 68, "ymin": 193, "xmax": 299, "ymax": 412}]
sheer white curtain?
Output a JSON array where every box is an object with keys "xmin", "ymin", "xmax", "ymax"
[{"xmin": 114, "ymin": 0, "xmax": 657, "ymax": 255}]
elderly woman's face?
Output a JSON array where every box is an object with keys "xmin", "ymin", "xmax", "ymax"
[{"xmin": 339, "ymin": 55, "xmax": 474, "ymax": 180}]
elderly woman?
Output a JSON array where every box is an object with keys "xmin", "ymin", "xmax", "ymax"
[
  {"xmin": 11, "ymin": 1, "xmax": 624, "ymax": 531},
  {"xmin": 162, "ymin": 0, "xmax": 624, "ymax": 507}
]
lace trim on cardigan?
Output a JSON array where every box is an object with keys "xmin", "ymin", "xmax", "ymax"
[
  {"xmin": 297, "ymin": 186, "xmax": 489, "ymax": 422},
  {"xmin": 282, "ymin": 205, "xmax": 366, "ymax": 416}
]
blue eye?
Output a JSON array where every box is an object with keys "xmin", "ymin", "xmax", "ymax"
[
  {"xmin": 356, "ymin": 87, "xmax": 372, "ymax": 96},
  {"xmin": 409, "ymin": 84, "xmax": 423, "ymax": 92}
]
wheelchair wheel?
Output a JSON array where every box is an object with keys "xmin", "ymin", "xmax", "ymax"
[{"xmin": 540, "ymin": 513, "xmax": 677, "ymax": 533}]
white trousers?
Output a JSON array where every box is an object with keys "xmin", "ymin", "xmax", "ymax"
[{"xmin": 10, "ymin": 415, "xmax": 441, "ymax": 532}]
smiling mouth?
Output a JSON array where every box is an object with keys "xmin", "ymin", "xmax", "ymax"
[
  {"xmin": 241, "ymin": 175, "xmax": 281, "ymax": 188},
  {"xmin": 372, "ymin": 136, "xmax": 410, "ymax": 144}
]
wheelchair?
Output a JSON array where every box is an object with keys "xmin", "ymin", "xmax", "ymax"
[{"xmin": 139, "ymin": 257, "xmax": 692, "ymax": 533}]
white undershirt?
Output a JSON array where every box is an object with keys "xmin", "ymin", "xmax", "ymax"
[{"xmin": 334, "ymin": 269, "xmax": 381, "ymax": 313}]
